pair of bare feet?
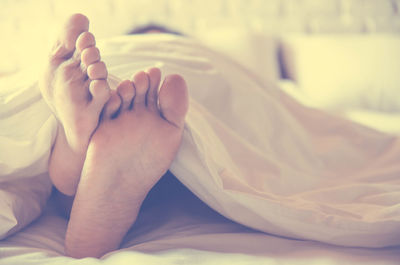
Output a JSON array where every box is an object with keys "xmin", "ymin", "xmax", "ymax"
[{"xmin": 40, "ymin": 14, "xmax": 188, "ymax": 258}]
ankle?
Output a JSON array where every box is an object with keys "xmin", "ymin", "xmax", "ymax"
[
  {"xmin": 57, "ymin": 124, "xmax": 88, "ymax": 155},
  {"xmin": 49, "ymin": 125, "xmax": 87, "ymax": 196}
]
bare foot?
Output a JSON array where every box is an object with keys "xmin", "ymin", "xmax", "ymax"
[
  {"xmin": 65, "ymin": 68, "xmax": 189, "ymax": 258},
  {"xmin": 39, "ymin": 14, "xmax": 111, "ymax": 195}
]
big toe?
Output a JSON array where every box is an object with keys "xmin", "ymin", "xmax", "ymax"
[
  {"xmin": 158, "ymin": 74, "xmax": 189, "ymax": 128},
  {"xmin": 52, "ymin": 13, "xmax": 89, "ymax": 60}
]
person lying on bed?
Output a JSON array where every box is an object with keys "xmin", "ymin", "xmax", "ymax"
[
  {"xmin": 42, "ymin": 13, "xmax": 400, "ymax": 259},
  {"xmin": 40, "ymin": 13, "xmax": 189, "ymax": 258}
]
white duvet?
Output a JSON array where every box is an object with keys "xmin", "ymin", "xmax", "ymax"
[{"xmin": 1, "ymin": 34, "xmax": 400, "ymax": 252}]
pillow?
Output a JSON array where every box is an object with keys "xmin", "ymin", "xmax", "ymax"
[
  {"xmin": 280, "ymin": 34, "xmax": 400, "ymax": 111},
  {"xmin": 196, "ymin": 28, "xmax": 279, "ymax": 84}
]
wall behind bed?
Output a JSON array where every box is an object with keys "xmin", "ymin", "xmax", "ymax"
[{"xmin": 0, "ymin": 0, "xmax": 399, "ymax": 76}]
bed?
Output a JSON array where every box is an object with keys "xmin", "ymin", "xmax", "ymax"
[
  {"xmin": 1, "ymin": 1, "xmax": 400, "ymax": 264},
  {"xmin": 2, "ymin": 176, "xmax": 400, "ymax": 265}
]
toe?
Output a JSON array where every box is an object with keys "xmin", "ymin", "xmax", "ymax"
[
  {"xmin": 103, "ymin": 91, "xmax": 121, "ymax": 119},
  {"xmin": 116, "ymin": 80, "xmax": 135, "ymax": 110},
  {"xmin": 146, "ymin": 68, "xmax": 161, "ymax": 112},
  {"xmin": 132, "ymin": 71, "xmax": 149, "ymax": 108},
  {"xmin": 81, "ymin": 46, "xmax": 100, "ymax": 69},
  {"xmin": 51, "ymin": 13, "xmax": 89, "ymax": 62},
  {"xmin": 90, "ymin": 79, "xmax": 110, "ymax": 103},
  {"xmin": 89, "ymin": 80, "xmax": 111, "ymax": 120},
  {"xmin": 76, "ymin": 31, "xmax": 96, "ymax": 52},
  {"xmin": 87, "ymin": 61, "xmax": 108, "ymax": 80},
  {"xmin": 158, "ymin": 74, "xmax": 189, "ymax": 128}
]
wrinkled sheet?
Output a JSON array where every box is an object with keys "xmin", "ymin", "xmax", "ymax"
[
  {"xmin": 1, "ymin": 181, "xmax": 400, "ymax": 265},
  {"xmin": 1, "ymin": 34, "xmax": 400, "ymax": 253}
]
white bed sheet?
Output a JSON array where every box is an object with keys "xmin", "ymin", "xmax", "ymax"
[{"xmin": 1, "ymin": 178, "xmax": 399, "ymax": 265}]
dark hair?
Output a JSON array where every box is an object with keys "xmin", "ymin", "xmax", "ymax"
[{"xmin": 127, "ymin": 24, "xmax": 184, "ymax": 36}]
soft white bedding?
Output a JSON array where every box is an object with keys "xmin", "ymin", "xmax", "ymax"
[
  {"xmin": 1, "ymin": 180, "xmax": 400, "ymax": 265},
  {"xmin": 1, "ymin": 34, "xmax": 400, "ymax": 263}
]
